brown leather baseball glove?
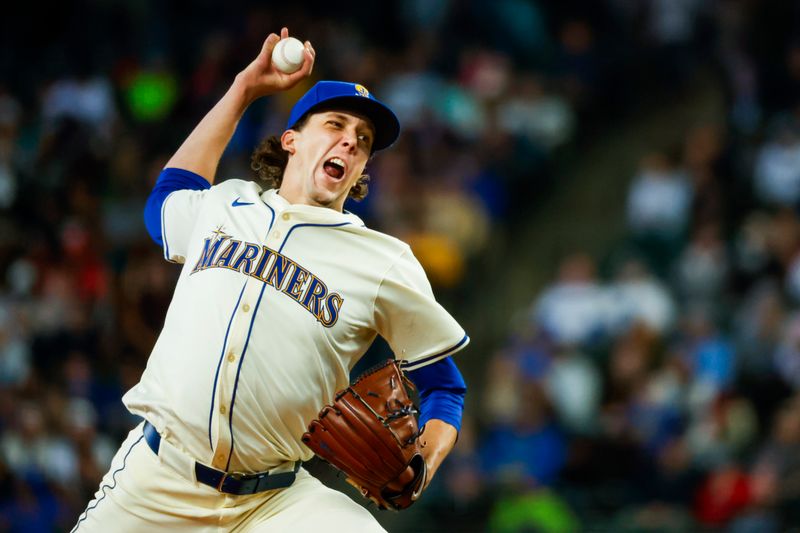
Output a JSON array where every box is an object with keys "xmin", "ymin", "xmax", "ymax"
[{"xmin": 302, "ymin": 359, "xmax": 427, "ymax": 510}]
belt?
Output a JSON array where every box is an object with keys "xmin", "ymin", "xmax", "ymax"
[{"xmin": 143, "ymin": 421, "xmax": 299, "ymax": 495}]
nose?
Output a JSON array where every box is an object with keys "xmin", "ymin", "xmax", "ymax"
[{"xmin": 340, "ymin": 128, "xmax": 358, "ymax": 152}]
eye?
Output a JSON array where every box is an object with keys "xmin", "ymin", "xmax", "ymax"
[
  {"xmin": 327, "ymin": 120, "xmax": 343, "ymax": 128},
  {"xmin": 357, "ymin": 133, "xmax": 373, "ymax": 149}
]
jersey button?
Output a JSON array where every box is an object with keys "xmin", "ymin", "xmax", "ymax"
[
  {"xmin": 242, "ymin": 303, "xmax": 250, "ymax": 313},
  {"xmin": 281, "ymin": 213, "xmax": 290, "ymax": 221},
  {"xmin": 220, "ymin": 405, "xmax": 227, "ymax": 415},
  {"xmin": 272, "ymin": 231, "xmax": 281, "ymax": 239},
  {"xmin": 216, "ymin": 454, "xmax": 225, "ymax": 463},
  {"xmin": 227, "ymin": 352, "xmax": 236, "ymax": 362}
]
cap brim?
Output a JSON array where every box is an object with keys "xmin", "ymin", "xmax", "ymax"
[{"xmin": 296, "ymin": 96, "xmax": 400, "ymax": 152}]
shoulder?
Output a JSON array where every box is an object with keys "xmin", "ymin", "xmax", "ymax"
[
  {"xmin": 329, "ymin": 224, "xmax": 424, "ymax": 281},
  {"xmin": 210, "ymin": 178, "xmax": 263, "ymax": 196},
  {"xmin": 209, "ymin": 178, "xmax": 262, "ymax": 194},
  {"xmin": 346, "ymin": 224, "xmax": 413, "ymax": 258}
]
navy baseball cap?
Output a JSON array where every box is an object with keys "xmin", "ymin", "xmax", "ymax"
[{"xmin": 286, "ymin": 81, "xmax": 400, "ymax": 152}]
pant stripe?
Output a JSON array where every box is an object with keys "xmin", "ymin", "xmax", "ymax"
[{"xmin": 71, "ymin": 435, "xmax": 144, "ymax": 532}]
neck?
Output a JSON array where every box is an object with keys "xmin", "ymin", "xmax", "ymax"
[{"xmin": 277, "ymin": 178, "xmax": 346, "ymax": 213}]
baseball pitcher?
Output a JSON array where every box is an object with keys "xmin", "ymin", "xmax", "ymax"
[{"xmin": 72, "ymin": 28, "xmax": 468, "ymax": 532}]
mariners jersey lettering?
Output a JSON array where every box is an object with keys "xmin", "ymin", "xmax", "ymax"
[
  {"xmin": 191, "ymin": 232, "xmax": 343, "ymax": 326},
  {"xmin": 123, "ymin": 179, "xmax": 468, "ymax": 474}
]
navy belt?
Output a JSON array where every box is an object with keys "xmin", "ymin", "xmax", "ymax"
[{"xmin": 143, "ymin": 421, "xmax": 299, "ymax": 495}]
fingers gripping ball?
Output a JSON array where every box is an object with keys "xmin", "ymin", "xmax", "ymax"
[
  {"xmin": 302, "ymin": 360, "xmax": 427, "ymax": 510},
  {"xmin": 272, "ymin": 37, "xmax": 305, "ymax": 74}
]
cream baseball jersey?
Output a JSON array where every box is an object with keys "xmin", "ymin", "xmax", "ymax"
[{"xmin": 123, "ymin": 178, "xmax": 469, "ymax": 474}]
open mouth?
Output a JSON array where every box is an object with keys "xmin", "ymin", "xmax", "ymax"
[{"xmin": 323, "ymin": 157, "xmax": 346, "ymax": 180}]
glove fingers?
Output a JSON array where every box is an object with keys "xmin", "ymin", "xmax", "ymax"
[
  {"xmin": 305, "ymin": 419, "xmax": 384, "ymax": 484},
  {"xmin": 320, "ymin": 404, "xmax": 406, "ymax": 482},
  {"xmin": 305, "ymin": 409, "xmax": 400, "ymax": 486}
]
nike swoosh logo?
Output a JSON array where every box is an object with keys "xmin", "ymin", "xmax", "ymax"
[{"xmin": 232, "ymin": 197, "xmax": 254, "ymax": 207}]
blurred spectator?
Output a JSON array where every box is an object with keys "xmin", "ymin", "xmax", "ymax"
[
  {"xmin": 732, "ymin": 212, "xmax": 777, "ymax": 290},
  {"xmin": 765, "ymin": 209, "xmax": 800, "ymax": 273},
  {"xmin": 0, "ymin": 86, "xmax": 21, "ymax": 209},
  {"xmin": 1, "ymin": 402, "xmax": 77, "ymax": 487},
  {"xmin": 545, "ymin": 347, "xmax": 602, "ymax": 435},
  {"xmin": 554, "ymin": 19, "xmax": 600, "ymax": 112},
  {"xmin": 479, "ymin": 381, "xmax": 567, "ymax": 487},
  {"xmin": 483, "ymin": 354, "xmax": 526, "ymax": 427},
  {"xmin": 693, "ymin": 463, "xmax": 752, "ymax": 527},
  {"xmin": 627, "ymin": 153, "xmax": 692, "ymax": 235},
  {"xmin": 627, "ymin": 152, "xmax": 693, "ymax": 274},
  {"xmin": 496, "ymin": 74, "xmax": 575, "ymax": 152},
  {"xmin": 0, "ymin": 474, "xmax": 65, "ymax": 533},
  {"xmin": 646, "ymin": 436, "xmax": 701, "ymax": 506},
  {"xmin": 753, "ymin": 116, "xmax": 800, "ymax": 207},
  {"xmin": 532, "ymin": 252, "xmax": 608, "ymax": 347},
  {"xmin": 642, "ymin": 0, "xmax": 705, "ymax": 88},
  {"xmin": 686, "ymin": 394, "xmax": 758, "ymax": 470},
  {"xmin": 677, "ymin": 305, "xmax": 735, "ymax": 396},
  {"xmin": 434, "ymin": 82, "xmax": 488, "ymax": 140},
  {"xmin": 41, "ymin": 72, "xmax": 117, "ymax": 141},
  {"xmin": 751, "ymin": 396, "xmax": 800, "ymax": 526},
  {"xmin": 733, "ymin": 282, "xmax": 785, "ymax": 380},
  {"xmin": 459, "ymin": 49, "xmax": 512, "ymax": 102},
  {"xmin": 773, "ymin": 312, "xmax": 800, "ymax": 390},
  {"xmin": 606, "ymin": 257, "xmax": 677, "ymax": 336},
  {"xmin": 600, "ymin": 328, "xmax": 687, "ymax": 467},
  {"xmin": 379, "ymin": 45, "xmax": 444, "ymax": 131},
  {"xmin": 674, "ymin": 222, "xmax": 729, "ymax": 309},
  {"xmin": 683, "ymin": 123, "xmax": 727, "ymax": 227},
  {"xmin": 0, "ymin": 303, "xmax": 31, "ymax": 386}
]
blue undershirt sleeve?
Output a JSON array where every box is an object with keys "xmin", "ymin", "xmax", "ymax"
[
  {"xmin": 144, "ymin": 167, "xmax": 211, "ymax": 246},
  {"xmin": 406, "ymin": 357, "xmax": 467, "ymax": 431}
]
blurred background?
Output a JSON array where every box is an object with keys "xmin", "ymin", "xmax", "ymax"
[{"xmin": 2, "ymin": 0, "xmax": 800, "ymax": 531}]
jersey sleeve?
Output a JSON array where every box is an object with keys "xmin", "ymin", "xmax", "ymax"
[
  {"xmin": 160, "ymin": 188, "xmax": 209, "ymax": 264},
  {"xmin": 374, "ymin": 248, "xmax": 469, "ymax": 371}
]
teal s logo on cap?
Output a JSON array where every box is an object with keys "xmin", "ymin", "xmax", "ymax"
[{"xmin": 286, "ymin": 80, "xmax": 400, "ymax": 152}]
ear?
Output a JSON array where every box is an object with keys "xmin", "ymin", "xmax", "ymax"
[{"xmin": 281, "ymin": 130, "xmax": 297, "ymax": 154}]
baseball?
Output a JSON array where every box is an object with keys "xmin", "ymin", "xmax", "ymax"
[{"xmin": 272, "ymin": 37, "xmax": 305, "ymax": 74}]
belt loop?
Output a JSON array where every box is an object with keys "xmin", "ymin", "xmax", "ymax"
[{"xmin": 216, "ymin": 472, "xmax": 228, "ymax": 491}]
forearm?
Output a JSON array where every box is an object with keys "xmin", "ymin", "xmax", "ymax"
[
  {"xmin": 419, "ymin": 419, "xmax": 458, "ymax": 488},
  {"xmin": 164, "ymin": 78, "xmax": 253, "ymax": 183}
]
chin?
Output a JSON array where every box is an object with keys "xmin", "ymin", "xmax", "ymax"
[
  {"xmin": 312, "ymin": 177, "xmax": 348, "ymax": 204},
  {"xmin": 309, "ymin": 190, "xmax": 342, "ymax": 208}
]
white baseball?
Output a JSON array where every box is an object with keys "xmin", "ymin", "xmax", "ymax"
[{"xmin": 272, "ymin": 37, "xmax": 306, "ymax": 74}]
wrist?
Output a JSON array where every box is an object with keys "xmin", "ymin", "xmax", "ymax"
[
  {"xmin": 231, "ymin": 72, "xmax": 270, "ymax": 108},
  {"xmin": 230, "ymin": 74, "xmax": 254, "ymax": 108}
]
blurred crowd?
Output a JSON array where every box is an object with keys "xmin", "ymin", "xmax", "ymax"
[
  {"xmin": 1, "ymin": 0, "xmax": 799, "ymax": 531},
  {"xmin": 423, "ymin": 1, "xmax": 800, "ymax": 532}
]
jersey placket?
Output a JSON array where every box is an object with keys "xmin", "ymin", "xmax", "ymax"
[
  {"xmin": 209, "ymin": 277, "xmax": 260, "ymax": 470},
  {"xmin": 209, "ymin": 209, "xmax": 291, "ymax": 471}
]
